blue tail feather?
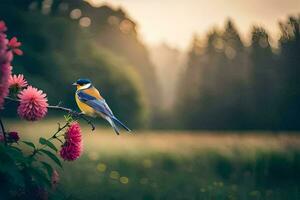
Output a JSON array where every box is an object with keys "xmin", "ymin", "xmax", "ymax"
[
  {"xmin": 111, "ymin": 117, "xmax": 131, "ymax": 132},
  {"xmin": 111, "ymin": 122, "xmax": 120, "ymax": 135},
  {"xmin": 106, "ymin": 117, "xmax": 120, "ymax": 135}
]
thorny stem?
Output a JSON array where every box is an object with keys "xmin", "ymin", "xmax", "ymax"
[{"xmin": 5, "ymin": 96, "xmax": 95, "ymax": 130}]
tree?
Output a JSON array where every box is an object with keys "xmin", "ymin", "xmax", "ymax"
[
  {"xmin": 177, "ymin": 20, "xmax": 251, "ymax": 129},
  {"xmin": 249, "ymin": 26, "xmax": 280, "ymax": 129},
  {"xmin": 278, "ymin": 15, "xmax": 300, "ymax": 129},
  {"xmin": 0, "ymin": 1, "xmax": 149, "ymax": 127}
]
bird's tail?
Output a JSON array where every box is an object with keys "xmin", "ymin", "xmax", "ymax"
[
  {"xmin": 111, "ymin": 117, "xmax": 131, "ymax": 132},
  {"xmin": 106, "ymin": 117, "xmax": 120, "ymax": 135}
]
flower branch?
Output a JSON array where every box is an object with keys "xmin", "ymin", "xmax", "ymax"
[
  {"xmin": 5, "ymin": 96, "xmax": 95, "ymax": 131},
  {"xmin": 48, "ymin": 104, "xmax": 95, "ymax": 131},
  {"xmin": 0, "ymin": 20, "xmax": 86, "ymax": 198},
  {"xmin": 30, "ymin": 121, "xmax": 69, "ymax": 158}
]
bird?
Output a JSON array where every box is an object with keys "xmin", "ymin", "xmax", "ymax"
[{"xmin": 73, "ymin": 78, "xmax": 131, "ymax": 135}]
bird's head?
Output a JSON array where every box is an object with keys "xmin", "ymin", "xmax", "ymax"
[{"xmin": 72, "ymin": 78, "xmax": 92, "ymax": 90}]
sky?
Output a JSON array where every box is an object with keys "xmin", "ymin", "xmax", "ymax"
[{"xmin": 87, "ymin": 0, "xmax": 300, "ymax": 50}]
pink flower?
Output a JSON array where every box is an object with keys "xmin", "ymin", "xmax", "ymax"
[
  {"xmin": 8, "ymin": 74, "xmax": 28, "ymax": 90},
  {"xmin": 0, "ymin": 49, "xmax": 12, "ymax": 64},
  {"xmin": 0, "ymin": 33, "xmax": 8, "ymax": 53},
  {"xmin": 8, "ymin": 37, "xmax": 23, "ymax": 56},
  {"xmin": 0, "ymin": 21, "xmax": 14, "ymax": 108},
  {"xmin": 0, "ymin": 34, "xmax": 12, "ymax": 64},
  {"xmin": 8, "ymin": 37, "xmax": 21, "ymax": 48},
  {"xmin": 8, "ymin": 131, "xmax": 20, "ymax": 142},
  {"xmin": 0, "ymin": 21, "xmax": 7, "ymax": 32},
  {"xmin": 0, "ymin": 134, "xmax": 4, "ymax": 142},
  {"xmin": 17, "ymin": 86, "xmax": 48, "ymax": 121},
  {"xmin": 59, "ymin": 122, "xmax": 83, "ymax": 161},
  {"xmin": 51, "ymin": 170, "xmax": 59, "ymax": 189},
  {"xmin": 0, "ymin": 64, "xmax": 12, "ymax": 108}
]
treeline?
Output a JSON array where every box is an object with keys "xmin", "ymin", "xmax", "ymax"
[
  {"xmin": 176, "ymin": 16, "xmax": 300, "ymax": 130},
  {"xmin": 2, "ymin": 1, "xmax": 299, "ymax": 130},
  {"xmin": 1, "ymin": 0, "xmax": 161, "ymax": 128}
]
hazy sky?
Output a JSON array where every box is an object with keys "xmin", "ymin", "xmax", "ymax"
[{"xmin": 88, "ymin": 0, "xmax": 300, "ymax": 50}]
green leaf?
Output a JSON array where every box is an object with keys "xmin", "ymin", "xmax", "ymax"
[
  {"xmin": 64, "ymin": 114, "xmax": 73, "ymax": 122},
  {"xmin": 27, "ymin": 167, "xmax": 51, "ymax": 188},
  {"xmin": 5, "ymin": 163, "xmax": 25, "ymax": 187},
  {"xmin": 10, "ymin": 146, "xmax": 22, "ymax": 152},
  {"xmin": 6, "ymin": 146, "xmax": 25, "ymax": 163},
  {"xmin": 40, "ymin": 149, "xmax": 62, "ymax": 168},
  {"xmin": 41, "ymin": 161, "xmax": 54, "ymax": 178},
  {"xmin": 39, "ymin": 137, "xmax": 58, "ymax": 152},
  {"xmin": 22, "ymin": 141, "xmax": 35, "ymax": 149},
  {"xmin": 0, "ymin": 146, "xmax": 25, "ymax": 187}
]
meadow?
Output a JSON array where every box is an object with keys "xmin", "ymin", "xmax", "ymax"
[
  {"xmin": 1, "ymin": 2, "xmax": 300, "ymax": 200},
  {"xmin": 6, "ymin": 119, "xmax": 300, "ymax": 200}
]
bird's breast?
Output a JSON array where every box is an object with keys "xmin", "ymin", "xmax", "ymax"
[{"xmin": 75, "ymin": 93, "xmax": 96, "ymax": 117}]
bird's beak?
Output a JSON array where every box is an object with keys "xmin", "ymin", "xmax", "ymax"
[{"xmin": 72, "ymin": 82, "xmax": 77, "ymax": 86}]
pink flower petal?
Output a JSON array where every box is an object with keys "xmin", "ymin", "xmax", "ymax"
[
  {"xmin": 17, "ymin": 86, "xmax": 48, "ymax": 121},
  {"xmin": 59, "ymin": 122, "xmax": 83, "ymax": 161},
  {"xmin": 0, "ymin": 21, "xmax": 7, "ymax": 32},
  {"xmin": 13, "ymin": 48, "xmax": 23, "ymax": 55}
]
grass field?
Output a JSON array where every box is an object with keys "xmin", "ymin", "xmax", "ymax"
[{"xmin": 5, "ymin": 119, "xmax": 300, "ymax": 200}]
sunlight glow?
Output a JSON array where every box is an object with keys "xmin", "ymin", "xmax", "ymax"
[{"xmin": 88, "ymin": 0, "xmax": 299, "ymax": 50}]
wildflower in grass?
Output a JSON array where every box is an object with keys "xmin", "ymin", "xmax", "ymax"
[
  {"xmin": 9, "ymin": 74, "xmax": 28, "ymax": 91},
  {"xmin": 0, "ymin": 134, "xmax": 4, "ymax": 142},
  {"xmin": 8, "ymin": 37, "xmax": 23, "ymax": 55},
  {"xmin": 59, "ymin": 122, "xmax": 82, "ymax": 161},
  {"xmin": 8, "ymin": 131, "xmax": 20, "ymax": 142},
  {"xmin": 17, "ymin": 86, "xmax": 48, "ymax": 121},
  {"xmin": 51, "ymin": 170, "xmax": 59, "ymax": 189}
]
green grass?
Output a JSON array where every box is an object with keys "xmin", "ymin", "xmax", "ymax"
[
  {"xmin": 5, "ymin": 119, "xmax": 300, "ymax": 200},
  {"xmin": 61, "ymin": 151, "xmax": 300, "ymax": 200}
]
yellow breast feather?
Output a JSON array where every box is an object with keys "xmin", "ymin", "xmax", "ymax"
[{"xmin": 75, "ymin": 93, "xmax": 96, "ymax": 117}]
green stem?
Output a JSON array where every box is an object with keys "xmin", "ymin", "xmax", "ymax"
[
  {"xmin": 30, "ymin": 121, "xmax": 69, "ymax": 157},
  {"xmin": 53, "ymin": 135, "xmax": 64, "ymax": 144},
  {"xmin": 0, "ymin": 117, "xmax": 7, "ymax": 146},
  {"xmin": 50, "ymin": 122, "xmax": 69, "ymax": 140}
]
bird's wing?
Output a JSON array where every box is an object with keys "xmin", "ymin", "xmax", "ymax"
[{"xmin": 77, "ymin": 90, "xmax": 114, "ymax": 117}]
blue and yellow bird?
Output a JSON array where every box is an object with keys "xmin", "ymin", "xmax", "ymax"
[{"xmin": 73, "ymin": 78, "xmax": 131, "ymax": 135}]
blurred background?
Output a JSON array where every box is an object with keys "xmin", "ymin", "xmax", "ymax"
[{"xmin": 1, "ymin": 0, "xmax": 300, "ymax": 199}]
